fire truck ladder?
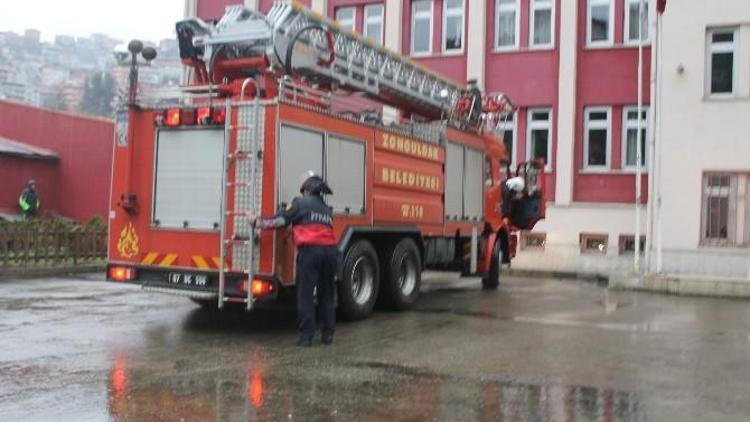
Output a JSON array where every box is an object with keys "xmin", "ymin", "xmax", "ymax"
[
  {"xmin": 218, "ymin": 93, "xmax": 265, "ymax": 310},
  {"xmin": 180, "ymin": 0, "xmax": 483, "ymax": 124}
]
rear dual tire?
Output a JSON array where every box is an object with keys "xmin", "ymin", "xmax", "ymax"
[
  {"xmin": 379, "ymin": 238, "xmax": 421, "ymax": 310},
  {"xmin": 337, "ymin": 237, "xmax": 422, "ymax": 320}
]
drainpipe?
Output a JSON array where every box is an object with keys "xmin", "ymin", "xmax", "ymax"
[{"xmin": 634, "ymin": 0, "xmax": 645, "ymax": 273}]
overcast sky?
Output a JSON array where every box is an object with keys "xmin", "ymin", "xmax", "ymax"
[{"xmin": 0, "ymin": 0, "xmax": 185, "ymax": 43}]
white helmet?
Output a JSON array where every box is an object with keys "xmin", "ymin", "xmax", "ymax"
[{"xmin": 505, "ymin": 176, "xmax": 525, "ymax": 192}]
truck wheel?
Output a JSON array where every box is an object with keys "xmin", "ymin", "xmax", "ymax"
[
  {"xmin": 338, "ymin": 240, "xmax": 380, "ymax": 320},
  {"xmin": 381, "ymin": 238, "xmax": 421, "ymax": 310},
  {"xmin": 481, "ymin": 240, "xmax": 502, "ymax": 290}
]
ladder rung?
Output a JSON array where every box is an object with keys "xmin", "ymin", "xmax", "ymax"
[
  {"xmin": 225, "ymin": 210, "xmax": 253, "ymax": 217},
  {"xmin": 226, "ymin": 181, "xmax": 250, "ymax": 187},
  {"xmin": 224, "ymin": 239, "xmax": 251, "ymax": 245},
  {"xmin": 229, "ymin": 124, "xmax": 255, "ymax": 130},
  {"xmin": 224, "ymin": 297, "xmax": 248, "ymax": 303},
  {"xmin": 228, "ymin": 150, "xmax": 262, "ymax": 160}
]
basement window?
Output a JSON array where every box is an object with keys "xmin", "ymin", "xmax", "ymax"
[
  {"xmin": 580, "ymin": 233, "xmax": 608, "ymax": 254},
  {"xmin": 619, "ymin": 235, "xmax": 645, "ymax": 255},
  {"xmin": 521, "ymin": 232, "xmax": 546, "ymax": 250}
]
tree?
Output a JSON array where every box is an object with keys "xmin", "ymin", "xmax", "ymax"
[{"xmin": 81, "ymin": 71, "xmax": 115, "ymax": 117}]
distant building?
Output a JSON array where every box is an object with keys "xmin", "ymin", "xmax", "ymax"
[{"xmin": 0, "ymin": 100, "xmax": 114, "ymax": 221}]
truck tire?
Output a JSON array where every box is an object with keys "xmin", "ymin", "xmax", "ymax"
[
  {"xmin": 338, "ymin": 239, "xmax": 380, "ymax": 320},
  {"xmin": 481, "ymin": 240, "xmax": 502, "ymax": 290},
  {"xmin": 381, "ymin": 238, "xmax": 421, "ymax": 310}
]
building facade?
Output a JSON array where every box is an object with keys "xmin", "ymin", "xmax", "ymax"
[
  {"xmin": 653, "ymin": 0, "xmax": 750, "ymax": 278},
  {"xmin": 189, "ymin": 0, "xmax": 656, "ymax": 274},
  {"xmin": 0, "ymin": 101, "xmax": 114, "ymax": 222}
]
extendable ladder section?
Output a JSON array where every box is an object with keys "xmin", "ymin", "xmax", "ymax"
[
  {"xmin": 181, "ymin": 0, "xmax": 467, "ymax": 121},
  {"xmin": 217, "ymin": 99, "xmax": 265, "ymax": 310}
]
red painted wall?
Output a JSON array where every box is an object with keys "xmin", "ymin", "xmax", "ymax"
[
  {"xmin": 0, "ymin": 156, "xmax": 59, "ymax": 216},
  {"xmin": 573, "ymin": 0, "xmax": 650, "ymax": 203},
  {"xmin": 484, "ymin": 0, "xmax": 561, "ymax": 201},
  {"xmin": 400, "ymin": 0, "xmax": 467, "ymax": 84},
  {"xmin": 0, "ymin": 101, "xmax": 114, "ymax": 221},
  {"xmin": 196, "ymin": 0, "xmax": 312, "ymax": 19},
  {"xmin": 197, "ymin": 0, "xmax": 241, "ymax": 20}
]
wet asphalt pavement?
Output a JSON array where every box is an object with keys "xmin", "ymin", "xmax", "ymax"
[{"xmin": 1, "ymin": 273, "xmax": 749, "ymax": 421}]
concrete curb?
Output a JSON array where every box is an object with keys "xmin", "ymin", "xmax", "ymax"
[
  {"xmin": 0, "ymin": 265, "xmax": 105, "ymax": 281},
  {"xmin": 610, "ymin": 273, "xmax": 750, "ymax": 299},
  {"xmin": 507, "ymin": 269, "xmax": 609, "ymax": 286},
  {"xmin": 510, "ymin": 269, "xmax": 750, "ymax": 299}
]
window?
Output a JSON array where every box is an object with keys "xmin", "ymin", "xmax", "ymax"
[
  {"xmin": 521, "ymin": 232, "xmax": 546, "ymax": 250},
  {"xmin": 411, "ymin": 0, "xmax": 433, "ymax": 55},
  {"xmin": 584, "ymin": 107, "xmax": 611, "ymax": 169},
  {"xmin": 335, "ymin": 6, "xmax": 356, "ymax": 32},
  {"xmin": 624, "ymin": 0, "xmax": 649, "ymax": 43},
  {"xmin": 497, "ymin": 112, "xmax": 516, "ymax": 165},
  {"xmin": 363, "ymin": 4, "xmax": 384, "ymax": 45},
  {"xmin": 496, "ymin": 0, "xmax": 519, "ymax": 50},
  {"xmin": 587, "ymin": 0, "xmax": 613, "ymax": 45},
  {"xmin": 443, "ymin": 0, "xmax": 463, "ymax": 52},
  {"xmin": 527, "ymin": 108, "xmax": 552, "ymax": 170},
  {"xmin": 706, "ymin": 28, "xmax": 738, "ymax": 96},
  {"xmin": 622, "ymin": 107, "xmax": 648, "ymax": 169},
  {"xmin": 619, "ymin": 235, "xmax": 645, "ymax": 255},
  {"xmin": 530, "ymin": 0, "xmax": 554, "ymax": 48},
  {"xmin": 580, "ymin": 233, "xmax": 608, "ymax": 254},
  {"xmin": 701, "ymin": 173, "xmax": 750, "ymax": 246}
]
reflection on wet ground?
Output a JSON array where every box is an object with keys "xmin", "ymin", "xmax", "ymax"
[
  {"xmin": 106, "ymin": 350, "xmax": 644, "ymax": 422},
  {"xmin": 2, "ymin": 273, "xmax": 750, "ymax": 421}
]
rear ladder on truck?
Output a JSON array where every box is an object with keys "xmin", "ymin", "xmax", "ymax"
[{"xmin": 218, "ymin": 97, "xmax": 265, "ymax": 309}]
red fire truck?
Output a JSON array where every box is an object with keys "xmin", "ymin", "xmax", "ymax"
[{"xmin": 107, "ymin": 1, "xmax": 545, "ymax": 320}]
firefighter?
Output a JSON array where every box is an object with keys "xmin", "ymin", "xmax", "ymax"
[
  {"xmin": 18, "ymin": 179, "xmax": 41, "ymax": 219},
  {"xmin": 253, "ymin": 171, "xmax": 337, "ymax": 347}
]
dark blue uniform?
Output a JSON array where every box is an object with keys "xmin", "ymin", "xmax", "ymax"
[{"xmin": 257, "ymin": 185, "xmax": 337, "ymax": 345}]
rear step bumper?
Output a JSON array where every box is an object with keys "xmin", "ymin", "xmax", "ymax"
[{"xmin": 106, "ymin": 263, "xmax": 280, "ymax": 301}]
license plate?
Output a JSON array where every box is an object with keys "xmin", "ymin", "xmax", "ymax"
[{"xmin": 168, "ymin": 272, "xmax": 208, "ymax": 287}]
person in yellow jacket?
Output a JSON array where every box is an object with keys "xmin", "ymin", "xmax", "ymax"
[{"xmin": 18, "ymin": 179, "xmax": 40, "ymax": 219}]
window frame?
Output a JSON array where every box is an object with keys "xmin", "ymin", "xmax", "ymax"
[
  {"xmin": 705, "ymin": 27, "xmax": 739, "ymax": 97},
  {"xmin": 442, "ymin": 0, "xmax": 464, "ymax": 53},
  {"xmin": 526, "ymin": 108, "xmax": 553, "ymax": 172},
  {"xmin": 521, "ymin": 231, "xmax": 547, "ymax": 250},
  {"xmin": 587, "ymin": 0, "xmax": 614, "ymax": 46},
  {"xmin": 363, "ymin": 3, "xmax": 385, "ymax": 45},
  {"xmin": 411, "ymin": 0, "xmax": 434, "ymax": 56},
  {"xmin": 495, "ymin": 0, "xmax": 520, "ymax": 51},
  {"xmin": 335, "ymin": 6, "xmax": 357, "ymax": 33},
  {"xmin": 529, "ymin": 0, "xmax": 555, "ymax": 49},
  {"xmin": 583, "ymin": 106, "xmax": 612, "ymax": 170},
  {"xmin": 618, "ymin": 235, "xmax": 645, "ymax": 255},
  {"xmin": 700, "ymin": 173, "xmax": 750, "ymax": 247},
  {"xmin": 497, "ymin": 111, "xmax": 517, "ymax": 166},
  {"xmin": 621, "ymin": 106, "xmax": 649, "ymax": 171},
  {"xmin": 623, "ymin": 0, "xmax": 650, "ymax": 45},
  {"xmin": 580, "ymin": 233, "xmax": 609, "ymax": 254}
]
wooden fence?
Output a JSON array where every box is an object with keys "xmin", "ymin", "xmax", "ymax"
[{"xmin": 0, "ymin": 224, "xmax": 107, "ymax": 268}]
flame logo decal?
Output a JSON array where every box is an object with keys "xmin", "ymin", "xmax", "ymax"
[{"xmin": 117, "ymin": 223, "xmax": 140, "ymax": 258}]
